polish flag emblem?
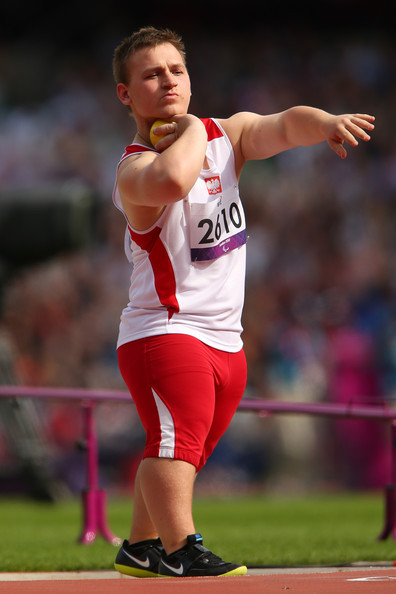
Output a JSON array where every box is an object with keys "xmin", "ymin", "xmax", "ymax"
[{"xmin": 205, "ymin": 176, "xmax": 222, "ymax": 195}]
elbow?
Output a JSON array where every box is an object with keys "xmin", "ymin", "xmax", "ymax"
[
  {"xmin": 161, "ymin": 177, "xmax": 190, "ymax": 203},
  {"xmin": 158, "ymin": 167, "xmax": 198, "ymax": 203}
]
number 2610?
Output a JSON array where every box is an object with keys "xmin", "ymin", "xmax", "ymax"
[{"xmin": 198, "ymin": 202, "xmax": 242, "ymax": 245}]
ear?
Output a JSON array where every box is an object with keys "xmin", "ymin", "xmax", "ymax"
[{"xmin": 116, "ymin": 83, "xmax": 132, "ymax": 107}]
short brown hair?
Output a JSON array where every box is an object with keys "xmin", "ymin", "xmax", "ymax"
[{"xmin": 112, "ymin": 26, "xmax": 186, "ymax": 85}]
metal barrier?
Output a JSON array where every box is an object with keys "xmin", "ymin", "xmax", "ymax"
[{"xmin": 0, "ymin": 385, "xmax": 395, "ymax": 543}]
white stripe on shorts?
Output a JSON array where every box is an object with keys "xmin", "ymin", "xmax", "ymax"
[{"xmin": 152, "ymin": 388, "xmax": 175, "ymax": 458}]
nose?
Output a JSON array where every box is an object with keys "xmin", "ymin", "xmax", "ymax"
[{"xmin": 162, "ymin": 70, "xmax": 177, "ymax": 88}]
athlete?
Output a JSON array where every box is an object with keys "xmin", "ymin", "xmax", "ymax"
[{"xmin": 111, "ymin": 26, "xmax": 375, "ymax": 578}]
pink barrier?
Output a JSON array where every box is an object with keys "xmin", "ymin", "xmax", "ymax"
[{"xmin": 0, "ymin": 385, "xmax": 395, "ymax": 543}]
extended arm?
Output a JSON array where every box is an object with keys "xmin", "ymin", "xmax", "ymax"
[{"xmin": 221, "ymin": 107, "xmax": 375, "ymax": 174}]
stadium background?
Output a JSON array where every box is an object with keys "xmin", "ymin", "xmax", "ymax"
[{"xmin": 0, "ymin": 0, "xmax": 395, "ymax": 500}]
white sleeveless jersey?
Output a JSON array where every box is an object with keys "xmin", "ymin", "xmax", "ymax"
[{"xmin": 113, "ymin": 118, "xmax": 246, "ymax": 352}]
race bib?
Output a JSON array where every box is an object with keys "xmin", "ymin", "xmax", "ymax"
[{"xmin": 190, "ymin": 188, "xmax": 246, "ymax": 262}]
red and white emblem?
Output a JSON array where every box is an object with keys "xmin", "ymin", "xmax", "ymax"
[{"xmin": 205, "ymin": 175, "xmax": 222, "ymax": 195}]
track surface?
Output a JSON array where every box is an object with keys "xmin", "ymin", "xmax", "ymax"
[{"xmin": 2, "ymin": 567, "xmax": 396, "ymax": 593}]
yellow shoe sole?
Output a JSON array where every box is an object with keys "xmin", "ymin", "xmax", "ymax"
[{"xmin": 114, "ymin": 562, "xmax": 161, "ymax": 578}]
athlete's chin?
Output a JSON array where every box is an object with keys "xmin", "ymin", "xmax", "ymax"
[
  {"xmin": 160, "ymin": 96, "xmax": 189, "ymax": 112},
  {"xmin": 159, "ymin": 108, "xmax": 186, "ymax": 121}
]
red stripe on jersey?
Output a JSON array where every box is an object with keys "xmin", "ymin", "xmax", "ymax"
[
  {"xmin": 201, "ymin": 118, "xmax": 224, "ymax": 141},
  {"xmin": 128, "ymin": 225, "xmax": 179, "ymax": 319},
  {"xmin": 122, "ymin": 144, "xmax": 155, "ymax": 159}
]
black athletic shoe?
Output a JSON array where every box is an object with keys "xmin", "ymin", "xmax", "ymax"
[
  {"xmin": 158, "ymin": 533, "xmax": 247, "ymax": 577},
  {"xmin": 114, "ymin": 538, "xmax": 164, "ymax": 578}
]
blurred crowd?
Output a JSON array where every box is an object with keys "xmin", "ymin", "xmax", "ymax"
[{"xmin": 0, "ymin": 26, "xmax": 395, "ymax": 495}]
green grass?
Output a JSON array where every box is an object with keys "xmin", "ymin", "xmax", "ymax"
[{"xmin": 0, "ymin": 493, "xmax": 395, "ymax": 572}]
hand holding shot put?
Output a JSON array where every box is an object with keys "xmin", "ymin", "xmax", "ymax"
[
  {"xmin": 149, "ymin": 119, "xmax": 175, "ymax": 147},
  {"xmin": 111, "ymin": 26, "xmax": 374, "ymax": 578}
]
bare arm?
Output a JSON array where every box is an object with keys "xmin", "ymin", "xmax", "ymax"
[
  {"xmin": 221, "ymin": 107, "xmax": 375, "ymax": 175},
  {"xmin": 117, "ymin": 114, "xmax": 207, "ymax": 212}
]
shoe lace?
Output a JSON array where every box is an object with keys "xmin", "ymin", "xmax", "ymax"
[{"xmin": 198, "ymin": 548, "xmax": 225, "ymax": 565}]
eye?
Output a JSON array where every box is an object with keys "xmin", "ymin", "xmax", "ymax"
[
  {"xmin": 171, "ymin": 65, "xmax": 185, "ymax": 76},
  {"xmin": 145, "ymin": 71, "xmax": 159, "ymax": 79}
]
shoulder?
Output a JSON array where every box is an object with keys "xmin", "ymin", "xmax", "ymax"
[
  {"xmin": 118, "ymin": 144, "xmax": 157, "ymax": 176},
  {"xmin": 217, "ymin": 112, "xmax": 257, "ymax": 141},
  {"xmin": 120, "ymin": 142, "xmax": 157, "ymax": 160},
  {"xmin": 215, "ymin": 113, "xmax": 256, "ymax": 177}
]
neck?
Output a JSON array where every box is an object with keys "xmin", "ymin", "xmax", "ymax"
[{"xmin": 135, "ymin": 131, "xmax": 151, "ymax": 147}]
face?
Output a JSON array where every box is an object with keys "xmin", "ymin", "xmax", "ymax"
[{"xmin": 117, "ymin": 42, "xmax": 191, "ymax": 123}]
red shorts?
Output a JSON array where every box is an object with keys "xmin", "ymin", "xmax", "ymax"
[{"xmin": 117, "ymin": 334, "xmax": 247, "ymax": 471}]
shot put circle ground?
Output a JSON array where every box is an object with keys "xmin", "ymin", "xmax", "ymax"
[{"xmin": 2, "ymin": 566, "xmax": 396, "ymax": 593}]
